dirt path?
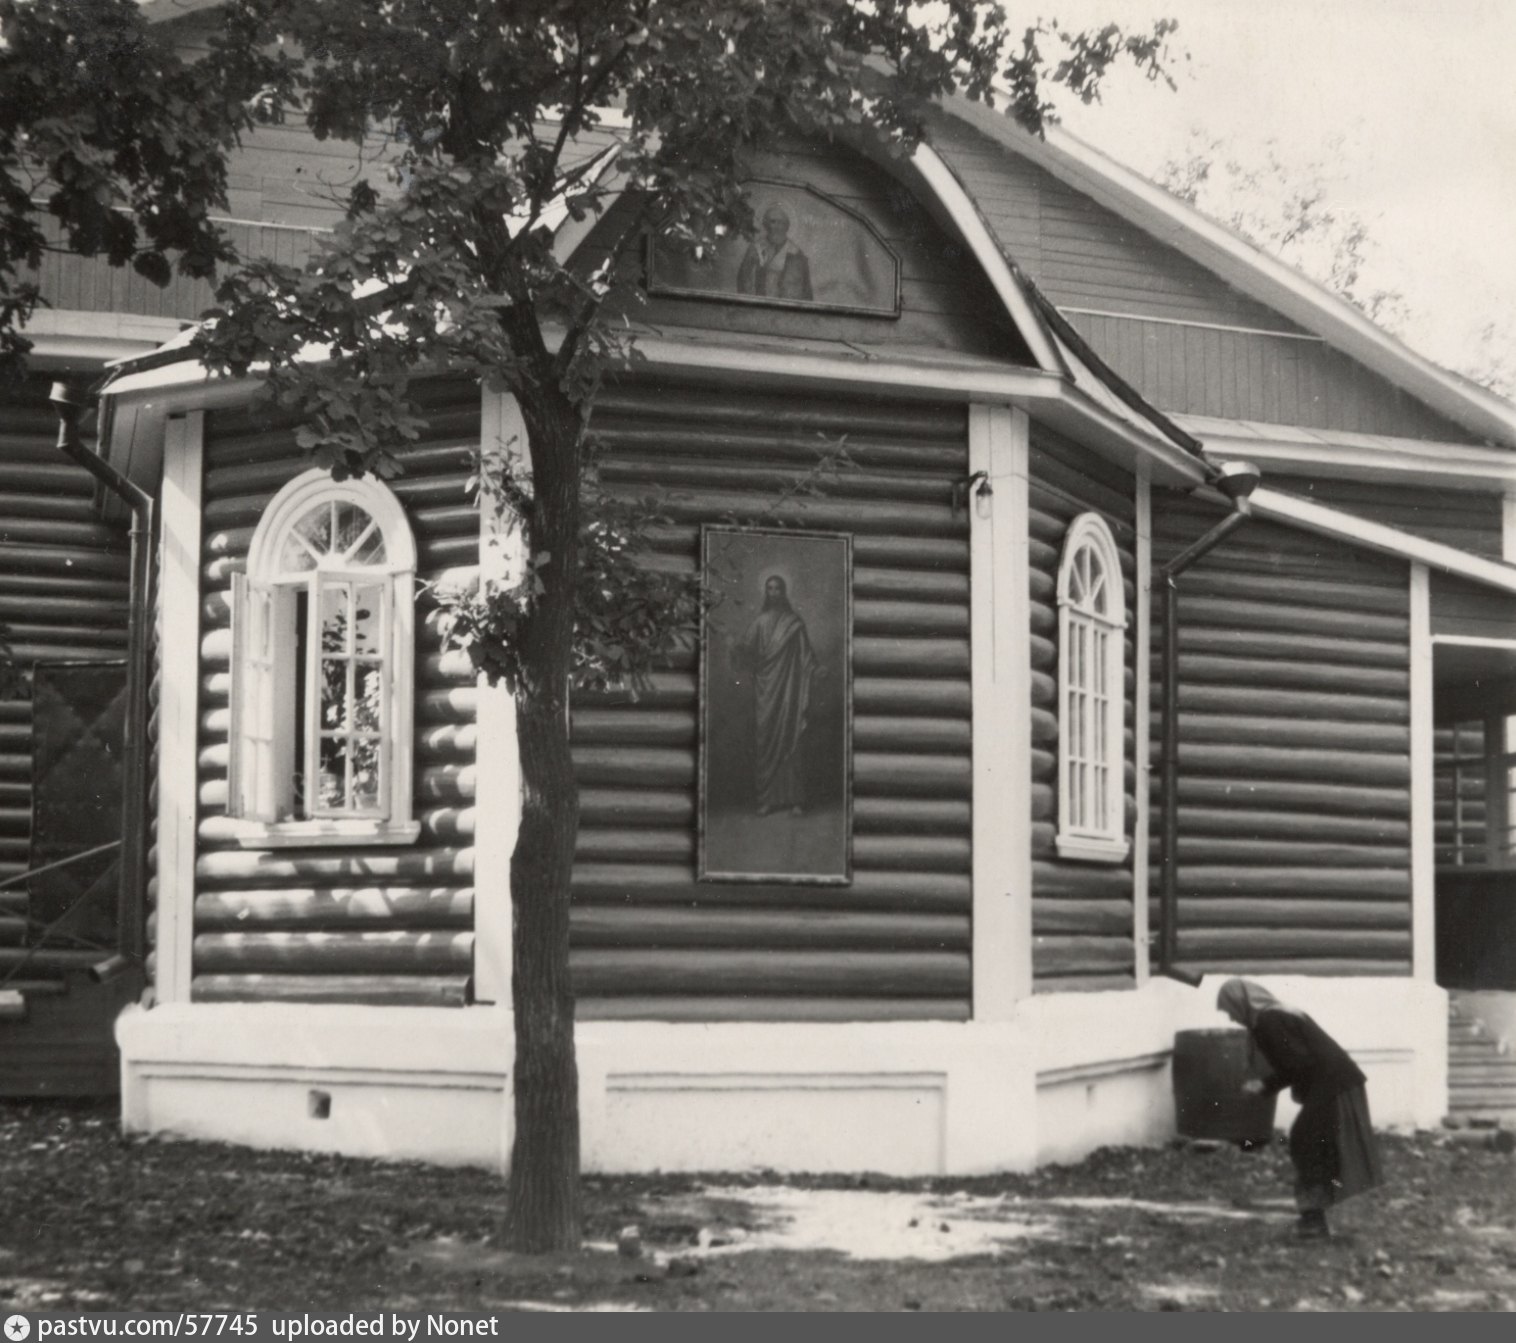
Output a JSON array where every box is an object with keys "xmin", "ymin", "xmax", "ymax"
[{"xmin": 2, "ymin": 1099, "xmax": 1512, "ymax": 1311}]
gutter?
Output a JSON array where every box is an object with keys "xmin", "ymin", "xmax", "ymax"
[
  {"xmin": 49, "ymin": 380, "xmax": 153, "ymax": 969},
  {"xmin": 1155, "ymin": 459, "xmax": 1262, "ymax": 986}
]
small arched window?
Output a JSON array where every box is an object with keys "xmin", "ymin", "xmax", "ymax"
[
  {"xmin": 227, "ymin": 469, "xmax": 418, "ymax": 846},
  {"xmin": 1055, "ymin": 512, "xmax": 1128, "ymax": 863}
]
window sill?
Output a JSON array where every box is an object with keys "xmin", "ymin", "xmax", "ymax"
[
  {"xmin": 1055, "ymin": 833, "xmax": 1129, "ymax": 865},
  {"xmin": 225, "ymin": 819, "xmax": 422, "ymax": 849}
]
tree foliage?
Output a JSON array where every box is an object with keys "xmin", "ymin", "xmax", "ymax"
[
  {"xmin": 0, "ymin": 0, "xmax": 285, "ymax": 375},
  {"xmin": 1158, "ymin": 130, "xmax": 1409, "ymax": 332}
]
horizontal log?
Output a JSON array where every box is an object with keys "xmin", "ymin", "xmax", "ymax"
[
  {"xmin": 191, "ymin": 974, "xmax": 470, "ymax": 1006},
  {"xmin": 856, "ymin": 753, "xmax": 971, "ymax": 797},
  {"xmin": 576, "ymin": 829, "xmax": 691, "ymax": 863},
  {"xmin": 1172, "ymin": 595, "xmax": 1407, "ymax": 643},
  {"xmin": 1032, "ymin": 899, "xmax": 1134, "ymax": 936},
  {"xmin": 416, "ymin": 763, "xmax": 477, "ymax": 803},
  {"xmin": 1032, "ymin": 936, "xmax": 1135, "ymax": 975},
  {"xmin": 575, "ymin": 996, "xmax": 970, "ymax": 1022},
  {"xmin": 572, "ymin": 863, "xmax": 969, "ymax": 911},
  {"xmin": 1174, "ymin": 866, "xmax": 1409, "ymax": 899},
  {"xmin": 196, "ymin": 846, "xmax": 474, "ymax": 886},
  {"xmin": 853, "ymin": 567, "xmax": 970, "ymax": 603},
  {"xmin": 569, "ymin": 948, "xmax": 969, "ymax": 997},
  {"xmin": 1169, "ymin": 653, "xmax": 1407, "ymax": 696},
  {"xmin": 195, "ymin": 886, "xmax": 475, "ymax": 929},
  {"xmin": 854, "ymin": 678, "xmax": 971, "ymax": 717},
  {"xmin": 1166, "ymin": 684, "xmax": 1408, "ymax": 725},
  {"xmin": 1151, "ymin": 713, "xmax": 1408, "ymax": 754},
  {"xmin": 579, "ymin": 787, "xmax": 693, "ymax": 827},
  {"xmin": 1173, "ymin": 743, "xmax": 1408, "ymax": 787},
  {"xmin": 1164, "ymin": 807, "xmax": 1407, "ymax": 845},
  {"xmin": 600, "ymin": 457, "xmax": 960, "ymax": 508},
  {"xmin": 1167, "ymin": 838, "xmax": 1410, "ymax": 868},
  {"xmin": 1169, "ymin": 777, "xmax": 1410, "ymax": 818},
  {"xmin": 855, "ymin": 600, "xmax": 969, "ymax": 637},
  {"xmin": 194, "ymin": 930, "xmax": 474, "ymax": 973},
  {"xmin": 1153, "ymin": 898, "xmax": 1409, "ymax": 930},
  {"xmin": 854, "ymin": 797, "xmax": 971, "ymax": 835},
  {"xmin": 855, "ymin": 637, "xmax": 970, "ymax": 676},
  {"xmin": 1171, "ymin": 567, "xmax": 1409, "ymax": 616},
  {"xmin": 1031, "ymin": 973, "xmax": 1136, "ymax": 993},
  {"xmin": 1177, "ymin": 928, "xmax": 1410, "ymax": 958},
  {"xmin": 643, "ymin": 525, "xmax": 970, "ymax": 572},
  {"xmin": 1030, "ymin": 456, "xmax": 1135, "ymax": 526},
  {"xmin": 0, "ymin": 518, "xmax": 125, "ymax": 549},
  {"xmin": 0, "ymin": 595, "xmax": 129, "ymax": 628},
  {"xmin": 1169, "ymin": 627, "xmax": 1407, "ymax": 669},
  {"xmin": 205, "ymin": 440, "xmax": 473, "ymax": 503},
  {"xmin": 569, "ymin": 907, "xmax": 969, "ymax": 951},
  {"xmin": 593, "ymin": 423, "xmax": 966, "ymax": 472},
  {"xmin": 0, "ymin": 544, "xmax": 128, "ymax": 579},
  {"xmin": 652, "ymin": 490, "xmax": 967, "ymax": 540},
  {"xmin": 1033, "ymin": 862, "xmax": 1133, "ymax": 899},
  {"xmin": 594, "ymin": 383, "xmax": 967, "ymax": 440}
]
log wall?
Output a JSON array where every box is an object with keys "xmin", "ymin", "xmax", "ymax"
[
  {"xmin": 191, "ymin": 379, "xmax": 480, "ymax": 1005},
  {"xmin": 573, "ymin": 379, "xmax": 972, "ymax": 1020},
  {"xmin": 0, "ymin": 375, "xmax": 131, "ymax": 919},
  {"xmin": 1152, "ymin": 493, "xmax": 1413, "ymax": 976},
  {"xmin": 1268, "ymin": 475, "xmax": 1504, "ymax": 561},
  {"xmin": 1028, "ymin": 426, "xmax": 1139, "ymax": 990}
]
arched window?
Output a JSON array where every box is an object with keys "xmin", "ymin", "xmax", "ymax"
[
  {"xmin": 227, "ymin": 469, "xmax": 418, "ymax": 846},
  {"xmin": 1056, "ymin": 512, "xmax": 1128, "ymax": 863}
]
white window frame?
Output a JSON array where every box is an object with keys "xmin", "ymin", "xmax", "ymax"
[
  {"xmin": 226, "ymin": 468, "xmax": 419, "ymax": 848},
  {"xmin": 1055, "ymin": 511, "xmax": 1129, "ymax": 864}
]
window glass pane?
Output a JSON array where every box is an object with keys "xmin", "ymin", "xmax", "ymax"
[
  {"xmin": 333, "ymin": 502, "xmax": 378, "ymax": 558},
  {"xmin": 352, "ymin": 738, "xmax": 382, "ymax": 812},
  {"xmin": 354, "ymin": 663, "xmax": 384, "ymax": 734},
  {"xmin": 353, "ymin": 584, "xmax": 384, "ymax": 658},
  {"xmin": 318, "ymin": 734, "xmax": 350, "ymax": 811},
  {"xmin": 280, "ymin": 499, "xmax": 384, "ymax": 571}
]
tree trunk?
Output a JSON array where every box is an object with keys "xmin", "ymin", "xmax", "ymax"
[{"xmin": 501, "ymin": 385, "xmax": 584, "ymax": 1253}]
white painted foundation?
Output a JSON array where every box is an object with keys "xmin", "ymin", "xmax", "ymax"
[{"xmin": 118, "ymin": 974, "xmax": 1447, "ymax": 1175}]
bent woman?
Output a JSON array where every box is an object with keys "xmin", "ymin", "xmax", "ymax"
[{"xmin": 1216, "ymin": 978, "xmax": 1383, "ymax": 1240}]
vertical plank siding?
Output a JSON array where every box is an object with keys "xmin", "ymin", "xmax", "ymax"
[
  {"xmin": 0, "ymin": 376, "xmax": 131, "ymax": 905},
  {"xmin": 1267, "ymin": 475, "xmax": 1504, "ymax": 561},
  {"xmin": 1152, "ymin": 494, "xmax": 1413, "ymax": 976},
  {"xmin": 571, "ymin": 379, "xmax": 973, "ymax": 1020},
  {"xmin": 190, "ymin": 379, "xmax": 480, "ymax": 1005},
  {"xmin": 1028, "ymin": 427, "xmax": 1139, "ymax": 990},
  {"xmin": 928, "ymin": 115, "xmax": 1477, "ymax": 442}
]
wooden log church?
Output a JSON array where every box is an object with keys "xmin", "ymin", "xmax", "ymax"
[{"xmin": 24, "ymin": 23, "xmax": 1516, "ymax": 1164}]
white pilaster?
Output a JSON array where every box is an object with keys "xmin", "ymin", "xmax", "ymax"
[
  {"xmin": 471, "ymin": 388, "xmax": 526, "ymax": 1005},
  {"xmin": 156, "ymin": 412, "xmax": 203, "ymax": 1004},
  {"xmin": 1132, "ymin": 475, "xmax": 1152, "ymax": 985},
  {"xmin": 1409, "ymin": 562, "xmax": 1435, "ymax": 981},
  {"xmin": 1503, "ymin": 494, "xmax": 1516, "ymax": 563},
  {"xmin": 970, "ymin": 403, "xmax": 1032, "ymax": 1017}
]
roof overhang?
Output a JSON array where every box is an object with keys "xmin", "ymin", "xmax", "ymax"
[
  {"xmin": 1249, "ymin": 485, "xmax": 1516, "ymax": 596},
  {"xmin": 943, "ymin": 95, "xmax": 1516, "ymax": 450},
  {"xmin": 1179, "ymin": 414, "xmax": 1516, "ymax": 494}
]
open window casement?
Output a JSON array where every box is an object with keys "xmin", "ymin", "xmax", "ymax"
[
  {"xmin": 1055, "ymin": 512, "xmax": 1129, "ymax": 864},
  {"xmin": 225, "ymin": 469, "xmax": 419, "ymax": 848}
]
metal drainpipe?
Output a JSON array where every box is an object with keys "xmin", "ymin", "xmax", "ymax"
[
  {"xmin": 1157, "ymin": 461, "xmax": 1262, "ymax": 983},
  {"xmin": 50, "ymin": 379, "xmax": 154, "ymax": 966}
]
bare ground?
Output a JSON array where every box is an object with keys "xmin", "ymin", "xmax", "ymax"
[{"xmin": 1, "ymin": 1098, "xmax": 1513, "ymax": 1312}]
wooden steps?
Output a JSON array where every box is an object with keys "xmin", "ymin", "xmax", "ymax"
[{"xmin": 1448, "ymin": 996, "xmax": 1516, "ymax": 1124}]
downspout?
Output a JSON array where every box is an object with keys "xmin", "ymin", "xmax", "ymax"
[
  {"xmin": 49, "ymin": 379, "xmax": 154, "ymax": 971},
  {"xmin": 1157, "ymin": 459, "xmax": 1262, "ymax": 983}
]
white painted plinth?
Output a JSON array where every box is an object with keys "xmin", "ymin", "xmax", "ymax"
[{"xmin": 116, "ymin": 975, "xmax": 1448, "ymax": 1176}]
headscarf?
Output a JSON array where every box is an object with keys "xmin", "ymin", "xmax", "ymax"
[{"xmin": 1215, "ymin": 978, "xmax": 1291, "ymax": 1030}]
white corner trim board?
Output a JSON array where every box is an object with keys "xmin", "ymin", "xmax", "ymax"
[
  {"xmin": 156, "ymin": 412, "xmax": 204, "ymax": 1005},
  {"xmin": 970, "ymin": 404, "xmax": 1033, "ymax": 1017}
]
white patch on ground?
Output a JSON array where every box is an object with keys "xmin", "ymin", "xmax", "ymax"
[
  {"xmin": 492, "ymin": 1301, "xmax": 650, "ymax": 1313},
  {"xmin": 655, "ymin": 1188, "xmax": 1063, "ymax": 1263},
  {"xmin": 626, "ymin": 1185, "xmax": 1289, "ymax": 1264},
  {"xmin": 1140, "ymin": 1282, "xmax": 1221, "ymax": 1306},
  {"xmin": 1041, "ymin": 1195, "xmax": 1291, "ymax": 1222}
]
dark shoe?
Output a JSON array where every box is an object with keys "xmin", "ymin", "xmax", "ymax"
[{"xmin": 1296, "ymin": 1211, "xmax": 1330, "ymax": 1241}]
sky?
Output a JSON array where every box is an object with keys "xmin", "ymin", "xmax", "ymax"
[{"xmin": 1026, "ymin": 0, "xmax": 1516, "ymax": 382}]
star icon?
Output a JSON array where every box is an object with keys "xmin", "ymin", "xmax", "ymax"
[{"xmin": 4, "ymin": 1316, "xmax": 30, "ymax": 1342}]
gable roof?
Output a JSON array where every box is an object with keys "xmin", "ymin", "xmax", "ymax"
[{"xmin": 942, "ymin": 96, "xmax": 1516, "ymax": 450}]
